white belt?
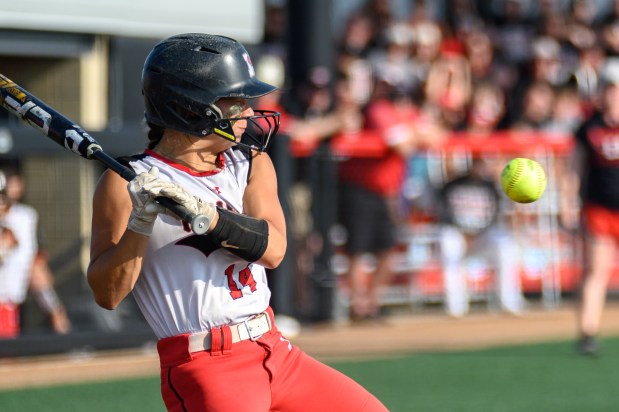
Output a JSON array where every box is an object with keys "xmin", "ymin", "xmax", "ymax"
[{"xmin": 188, "ymin": 312, "xmax": 272, "ymax": 353}]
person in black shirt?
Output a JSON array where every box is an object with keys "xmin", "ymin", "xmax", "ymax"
[{"xmin": 575, "ymin": 58, "xmax": 619, "ymax": 356}]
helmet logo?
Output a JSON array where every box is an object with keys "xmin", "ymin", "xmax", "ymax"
[{"xmin": 243, "ymin": 53, "xmax": 256, "ymax": 78}]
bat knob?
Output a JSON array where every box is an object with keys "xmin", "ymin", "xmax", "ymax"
[{"xmin": 191, "ymin": 214, "xmax": 211, "ymax": 235}]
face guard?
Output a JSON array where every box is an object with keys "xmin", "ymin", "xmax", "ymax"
[{"xmin": 210, "ymin": 109, "xmax": 281, "ymax": 152}]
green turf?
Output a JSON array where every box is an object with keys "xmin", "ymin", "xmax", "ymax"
[{"xmin": 2, "ymin": 337, "xmax": 619, "ymax": 412}]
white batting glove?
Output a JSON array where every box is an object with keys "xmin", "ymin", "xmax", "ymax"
[
  {"xmin": 156, "ymin": 182, "xmax": 217, "ymax": 230},
  {"xmin": 127, "ymin": 166, "xmax": 218, "ymax": 235},
  {"xmin": 127, "ymin": 167, "xmax": 168, "ymax": 236}
]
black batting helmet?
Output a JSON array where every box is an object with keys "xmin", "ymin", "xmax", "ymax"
[{"xmin": 142, "ymin": 33, "xmax": 280, "ymax": 151}]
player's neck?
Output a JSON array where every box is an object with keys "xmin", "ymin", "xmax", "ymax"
[{"xmin": 154, "ymin": 134, "xmax": 222, "ymax": 173}]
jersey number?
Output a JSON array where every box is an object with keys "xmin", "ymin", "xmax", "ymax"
[{"xmin": 225, "ymin": 264, "xmax": 257, "ymax": 299}]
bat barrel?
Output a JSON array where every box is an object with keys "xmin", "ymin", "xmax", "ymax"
[{"xmin": 0, "ymin": 74, "xmax": 102, "ymax": 159}]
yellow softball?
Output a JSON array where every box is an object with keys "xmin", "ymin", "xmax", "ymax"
[{"xmin": 500, "ymin": 158, "xmax": 547, "ymax": 203}]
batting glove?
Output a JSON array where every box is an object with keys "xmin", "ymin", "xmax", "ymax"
[
  {"xmin": 127, "ymin": 167, "xmax": 218, "ymax": 236},
  {"xmin": 155, "ymin": 180, "xmax": 217, "ymax": 230},
  {"xmin": 127, "ymin": 167, "xmax": 168, "ymax": 236}
]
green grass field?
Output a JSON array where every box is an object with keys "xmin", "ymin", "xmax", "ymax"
[{"xmin": 2, "ymin": 337, "xmax": 619, "ymax": 412}]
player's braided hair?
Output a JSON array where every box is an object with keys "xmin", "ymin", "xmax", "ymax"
[{"xmin": 147, "ymin": 122, "xmax": 165, "ymax": 149}]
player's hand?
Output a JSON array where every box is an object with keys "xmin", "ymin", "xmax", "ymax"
[
  {"xmin": 156, "ymin": 180, "xmax": 217, "ymax": 230},
  {"xmin": 127, "ymin": 166, "xmax": 218, "ymax": 235},
  {"xmin": 127, "ymin": 167, "xmax": 169, "ymax": 236}
]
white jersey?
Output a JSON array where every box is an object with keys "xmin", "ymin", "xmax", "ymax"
[
  {"xmin": 0, "ymin": 203, "xmax": 38, "ymax": 304},
  {"xmin": 125, "ymin": 148, "xmax": 271, "ymax": 339}
]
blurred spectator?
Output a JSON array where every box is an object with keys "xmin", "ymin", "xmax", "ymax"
[
  {"xmin": 601, "ymin": 17, "xmax": 619, "ymax": 56},
  {"xmin": 255, "ymin": 56, "xmax": 359, "ymax": 152},
  {"xmin": 337, "ymin": 75, "xmax": 443, "ymax": 321},
  {"xmin": 410, "ymin": 20, "xmax": 444, "ymax": 93},
  {"xmin": 508, "ymin": 36, "xmax": 572, "ymax": 123},
  {"xmin": 602, "ymin": 0, "xmax": 619, "ymax": 25},
  {"xmin": 463, "ymin": 28, "xmax": 518, "ymax": 92},
  {"xmin": 424, "ymin": 38, "xmax": 473, "ymax": 130},
  {"xmin": 572, "ymin": 37, "xmax": 607, "ymax": 105},
  {"xmin": 546, "ymin": 84, "xmax": 587, "ymax": 135},
  {"xmin": 490, "ymin": 0, "xmax": 538, "ymax": 68},
  {"xmin": 531, "ymin": 36, "xmax": 574, "ymax": 88},
  {"xmin": 368, "ymin": 22, "xmax": 419, "ymax": 100},
  {"xmin": 465, "ymin": 81, "xmax": 507, "ymax": 137},
  {"xmin": 574, "ymin": 57, "xmax": 619, "ymax": 355},
  {"xmin": 0, "ymin": 164, "xmax": 70, "ymax": 338},
  {"xmin": 338, "ymin": 12, "xmax": 376, "ymax": 60},
  {"xmin": 534, "ymin": 0, "xmax": 569, "ymax": 29},
  {"xmin": 438, "ymin": 157, "xmax": 525, "ymax": 317},
  {"xmin": 445, "ymin": 0, "xmax": 486, "ymax": 38},
  {"xmin": 358, "ymin": 0, "xmax": 396, "ymax": 50},
  {"xmin": 568, "ymin": 0, "xmax": 603, "ymax": 27},
  {"xmin": 262, "ymin": 1, "xmax": 287, "ymax": 46},
  {"xmin": 510, "ymin": 80, "xmax": 556, "ymax": 131}
]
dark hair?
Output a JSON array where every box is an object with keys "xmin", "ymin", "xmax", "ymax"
[
  {"xmin": 0, "ymin": 158, "xmax": 22, "ymax": 179},
  {"xmin": 147, "ymin": 123, "xmax": 165, "ymax": 149}
]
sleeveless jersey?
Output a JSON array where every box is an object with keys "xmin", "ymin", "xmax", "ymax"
[
  {"xmin": 0, "ymin": 203, "xmax": 38, "ymax": 304},
  {"xmin": 124, "ymin": 148, "xmax": 271, "ymax": 339}
]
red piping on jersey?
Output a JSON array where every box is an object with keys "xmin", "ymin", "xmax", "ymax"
[{"xmin": 145, "ymin": 149, "xmax": 225, "ymax": 177}]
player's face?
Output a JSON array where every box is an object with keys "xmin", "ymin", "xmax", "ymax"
[{"xmin": 217, "ymin": 98, "xmax": 253, "ymax": 139}]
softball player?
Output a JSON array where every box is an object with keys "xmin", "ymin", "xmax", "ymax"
[
  {"xmin": 0, "ymin": 166, "xmax": 71, "ymax": 337},
  {"xmin": 0, "ymin": 170, "xmax": 37, "ymax": 338},
  {"xmin": 87, "ymin": 33, "xmax": 388, "ymax": 411}
]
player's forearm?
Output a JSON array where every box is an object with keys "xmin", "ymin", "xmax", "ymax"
[
  {"xmin": 256, "ymin": 220, "xmax": 287, "ymax": 269},
  {"xmin": 209, "ymin": 208, "xmax": 286, "ymax": 268},
  {"xmin": 87, "ymin": 230, "xmax": 148, "ymax": 310}
]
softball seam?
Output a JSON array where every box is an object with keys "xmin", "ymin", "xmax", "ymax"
[{"xmin": 505, "ymin": 159, "xmax": 524, "ymax": 196}]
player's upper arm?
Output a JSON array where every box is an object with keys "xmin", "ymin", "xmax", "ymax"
[
  {"xmin": 243, "ymin": 151, "xmax": 287, "ymax": 268},
  {"xmin": 90, "ymin": 169, "xmax": 132, "ymax": 262}
]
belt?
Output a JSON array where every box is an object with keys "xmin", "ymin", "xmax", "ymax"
[{"xmin": 188, "ymin": 312, "xmax": 272, "ymax": 353}]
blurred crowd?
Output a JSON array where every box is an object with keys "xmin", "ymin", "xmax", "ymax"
[
  {"xmin": 259, "ymin": 0, "xmax": 619, "ymax": 147},
  {"xmin": 252, "ymin": 0, "xmax": 619, "ymax": 325}
]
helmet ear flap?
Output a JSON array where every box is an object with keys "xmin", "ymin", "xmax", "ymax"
[
  {"xmin": 194, "ymin": 105, "xmax": 219, "ymax": 136},
  {"xmin": 207, "ymin": 105, "xmax": 237, "ymax": 143}
]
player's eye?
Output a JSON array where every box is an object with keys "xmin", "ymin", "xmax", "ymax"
[{"xmin": 223, "ymin": 101, "xmax": 249, "ymax": 119}]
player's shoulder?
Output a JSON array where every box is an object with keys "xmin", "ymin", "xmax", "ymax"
[
  {"xmin": 116, "ymin": 152, "xmax": 150, "ymax": 169},
  {"xmin": 9, "ymin": 202, "xmax": 38, "ymax": 220}
]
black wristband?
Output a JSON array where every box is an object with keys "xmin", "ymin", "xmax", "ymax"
[{"xmin": 209, "ymin": 208, "xmax": 269, "ymax": 262}]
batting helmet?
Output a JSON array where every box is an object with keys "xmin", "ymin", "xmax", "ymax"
[{"xmin": 142, "ymin": 33, "xmax": 280, "ymax": 151}]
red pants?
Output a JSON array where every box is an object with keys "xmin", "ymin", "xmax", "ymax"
[
  {"xmin": 0, "ymin": 303, "xmax": 19, "ymax": 338},
  {"xmin": 157, "ymin": 310, "xmax": 388, "ymax": 412}
]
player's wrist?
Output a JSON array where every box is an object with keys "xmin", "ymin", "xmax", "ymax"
[
  {"xmin": 196, "ymin": 199, "xmax": 218, "ymax": 232},
  {"xmin": 127, "ymin": 210, "xmax": 156, "ymax": 236}
]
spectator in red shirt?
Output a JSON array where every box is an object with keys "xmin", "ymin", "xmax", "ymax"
[{"xmin": 338, "ymin": 75, "xmax": 443, "ymax": 321}]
